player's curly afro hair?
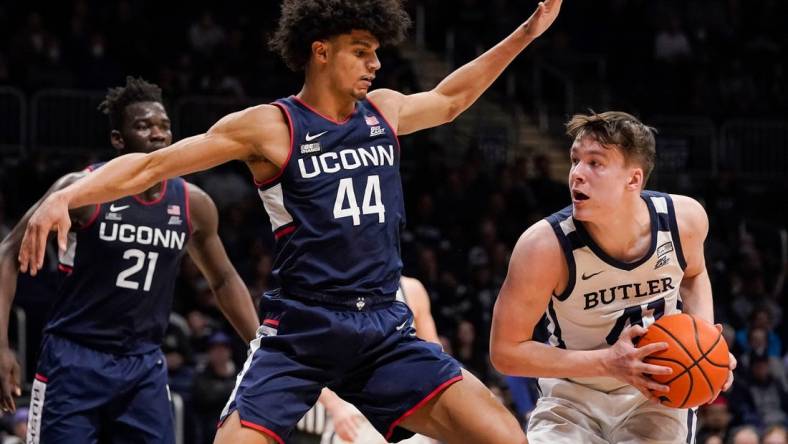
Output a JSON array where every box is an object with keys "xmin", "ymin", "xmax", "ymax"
[
  {"xmin": 98, "ymin": 76, "xmax": 163, "ymax": 130},
  {"xmin": 270, "ymin": 0, "xmax": 411, "ymax": 72}
]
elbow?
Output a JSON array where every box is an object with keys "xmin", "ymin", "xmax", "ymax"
[
  {"xmin": 445, "ymin": 100, "xmax": 463, "ymax": 123},
  {"xmin": 489, "ymin": 342, "xmax": 515, "ymax": 375}
]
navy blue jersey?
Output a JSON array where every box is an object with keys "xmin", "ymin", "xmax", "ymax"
[
  {"xmin": 258, "ymin": 96, "xmax": 404, "ymax": 304},
  {"xmin": 46, "ymin": 164, "xmax": 192, "ymax": 354}
]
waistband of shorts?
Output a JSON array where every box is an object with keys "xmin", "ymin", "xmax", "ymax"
[{"xmin": 265, "ymin": 288, "xmax": 397, "ymax": 311}]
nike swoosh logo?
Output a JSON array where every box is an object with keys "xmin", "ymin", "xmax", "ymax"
[
  {"xmin": 304, "ymin": 131, "xmax": 327, "ymax": 142},
  {"xmin": 581, "ymin": 271, "xmax": 604, "ymax": 280},
  {"xmin": 395, "ymin": 320, "xmax": 409, "ymax": 331},
  {"xmin": 109, "ymin": 204, "xmax": 130, "ymax": 212}
]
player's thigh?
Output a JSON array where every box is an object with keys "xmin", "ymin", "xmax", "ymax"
[
  {"xmin": 611, "ymin": 404, "xmax": 695, "ymax": 444},
  {"xmin": 527, "ymin": 396, "xmax": 608, "ymax": 444},
  {"xmin": 214, "ymin": 410, "xmax": 279, "ymax": 444},
  {"xmin": 399, "ymin": 368, "xmax": 526, "ymax": 444},
  {"xmin": 109, "ymin": 354, "xmax": 173, "ymax": 444}
]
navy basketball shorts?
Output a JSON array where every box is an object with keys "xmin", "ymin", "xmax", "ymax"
[
  {"xmin": 219, "ymin": 293, "xmax": 463, "ymax": 444},
  {"xmin": 27, "ymin": 334, "xmax": 174, "ymax": 444}
]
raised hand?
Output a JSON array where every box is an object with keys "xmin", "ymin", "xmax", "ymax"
[
  {"xmin": 603, "ymin": 324, "xmax": 673, "ymax": 401},
  {"xmin": 522, "ymin": 0, "xmax": 563, "ymax": 41},
  {"xmin": 18, "ymin": 191, "xmax": 72, "ymax": 276}
]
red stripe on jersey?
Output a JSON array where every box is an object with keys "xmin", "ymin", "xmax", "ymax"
[
  {"xmin": 274, "ymin": 225, "xmax": 295, "ymax": 239},
  {"xmin": 239, "ymin": 420, "xmax": 285, "ymax": 444},
  {"xmin": 35, "ymin": 373, "xmax": 48, "ymax": 383}
]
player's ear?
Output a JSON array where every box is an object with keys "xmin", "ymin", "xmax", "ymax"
[
  {"xmin": 311, "ymin": 40, "xmax": 329, "ymax": 65},
  {"xmin": 110, "ymin": 129, "xmax": 125, "ymax": 152},
  {"xmin": 627, "ymin": 167, "xmax": 644, "ymax": 190}
]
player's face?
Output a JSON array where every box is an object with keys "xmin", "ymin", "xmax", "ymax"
[
  {"xmin": 115, "ymin": 101, "xmax": 172, "ymax": 154},
  {"xmin": 326, "ymin": 30, "xmax": 381, "ymax": 100},
  {"xmin": 568, "ymin": 135, "xmax": 640, "ymax": 221}
]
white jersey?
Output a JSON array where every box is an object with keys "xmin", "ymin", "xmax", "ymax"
[{"xmin": 544, "ymin": 191, "xmax": 686, "ymax": 392}]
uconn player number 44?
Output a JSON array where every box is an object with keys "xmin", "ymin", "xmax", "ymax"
[{"xmin": 333, "ymin": 175, "xmax": 385, "ymax": 225}]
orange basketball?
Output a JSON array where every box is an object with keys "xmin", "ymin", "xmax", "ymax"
[{"xmin": 637, "ymin": 313, "xmax": 729, "ymax": 408}]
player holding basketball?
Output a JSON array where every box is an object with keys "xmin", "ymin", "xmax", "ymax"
[
  {"xmin": 0, "ymin": 77, "xmax": 259, "ymax": 442},
  {"xmin": 490, "ymin": 111, "xmax": 737, "ymax": 443},
  {"xmin": 16, "ymin": 0, "xmax": 563, "ymax": 442}
]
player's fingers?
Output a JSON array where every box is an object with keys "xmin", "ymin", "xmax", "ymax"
[
  {"xmin": 638, "ymin": 376, "xmax": 669, "ymax": 394},
  {"xmin": 729, "ymin": 353, "xmax": 737, "ymax": 370},
  {"xmin": 35, "ymin": 222, "xmax": 49, "ymax": 273},
  {"xmin": 622, "ymin": 324, "xmax": 647, "ymax": 342},
  {"xmin": 18, "ymin": 228, "xmax": 33, "ymax": 273},
  {"xmin": 641, "ymin": 362, "xmax": 673, "ymax": 376},
  {"xmin": 723, "ymin": 371, "xmax": 734, "ymax": 392},
  {"xmin": 636, "ymin": 341, "xmax": 668, "ymax": 357},
  {"xmin": 57, "ymin": 221, "xmax": 69, "ymax": 255}
]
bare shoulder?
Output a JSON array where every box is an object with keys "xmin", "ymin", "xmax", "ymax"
[
  {"xmin": 670, "ymin": 194, "xmax": 709, "ymax": 236},
  {"xmin": 209, "ymin": 104, "xmax": 288, "ymax": 143},
  {"xmin": 512, "ymin": 219, "xmax": 562, "ymax": 262},
  {"xmin": 367, "ymin": 89, "xmax": 405, "ymax": 121}
]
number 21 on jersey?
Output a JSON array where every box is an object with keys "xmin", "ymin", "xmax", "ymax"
[{"xmin": 333, "ymin": 175, "xmax": 385, "ymax": 226}]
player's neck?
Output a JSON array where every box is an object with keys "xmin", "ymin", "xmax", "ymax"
[
  {"xmin": 137, "ymin": 181, "xmax": 164, "ymax": 202},
  {"xmin": 298, "ymin": 78, "xmax": 356, "ymax": 122},
  {"xmin": 582, "ymin": 196, "xmax": 651, "ymax": 263}
]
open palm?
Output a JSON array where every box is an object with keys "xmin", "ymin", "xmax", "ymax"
[{"xmin": 523, "ymin": 0, "xmax": 563, "ymax": 40}]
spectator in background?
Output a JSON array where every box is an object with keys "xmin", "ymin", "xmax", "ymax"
[
  {"xmin": 654, "ymin": 15, "xmax": 692, "ymax": 62},
  {"xmin": 730, "ymin": 352, "xmax": 788, "ymax": 428},
  {"xmin": 193, "ymin": 331, "xmax": 237, "ymax": 444},
  {"xmin": 1, "ymin": 407, "xmax": 27, "ymax": 444},
  {"xmin": 737, "ymin": 307, "xmax": 782, "ymax": 359},
  {"xmin": 729, "ymin": 425, "xmax": 760, "ymax": 444},
  {"xmin": 765, "ymin": 425, "xmax": 788, "ymax": 444},
  {"xmin": 189, "ymin": 11, "xmax": 225, "ymax": 57},
  {"xmin": 697, "ymin": 395, "xmax": 732, "ymax": 444},
  {"xmin": 453, "ymin": 319, "xmax": 489, "ymax": 382}
]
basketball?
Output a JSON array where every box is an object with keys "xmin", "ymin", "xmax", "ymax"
[{"xmin": 638, "ymin": 313, "xmax": 730, "ymax": 409}]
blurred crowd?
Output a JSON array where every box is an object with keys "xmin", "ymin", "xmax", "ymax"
[{"xmin": 1, "ymin": 1, "xmax": 787, "ymax": 443}]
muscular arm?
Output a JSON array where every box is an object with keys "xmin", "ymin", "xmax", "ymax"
[
  {"xmin": 400, "ymin": 276, "xmax": 439, "ymax": 344},
  {"xmin": 185, "ymin": 184, "xmax": 258, "ymax": 344},
  {"xmin": 672, "ymin": 195, "xmax": 713, "ymax": 323},
  {"xmin": 20, "ymin": 105, "xmax": 288, "ymax": 274},
  {"xmin": 369, "ymin": 0, "xmax": 561, "ymax": 135},
  {"xmin": 0, "ymin": 172, "xmax": 94, "ymax": 410},
  {"xmin": 489, "ymin": 221, "xmax": 610, "ymax": 378}
]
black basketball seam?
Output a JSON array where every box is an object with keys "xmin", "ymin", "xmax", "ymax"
[
  {"xmin": 699, "ymin": 330, "xmax": 729, "ymax": 368},
  {"xmin": 645, "ymin": 356, "xmax": 691, "ymax": 385},
  {"xmin": 690, "ymin": 316, "xmax": 716, "ymax": 399}
]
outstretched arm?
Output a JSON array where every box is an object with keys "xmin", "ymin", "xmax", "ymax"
[
  {"xmin": 185, "ymin": 184, "xmax": 259, "ymax": 344},
  {"xmin": 19, "ymin": 104, "xmax": 284, "ymax": 275},
  {"xmin": 369, "ymin": 0, "xmax": 562, "ymax": 135},
  {"xmin": 0, "ymin": 172, "xmax": 94, "ymax": 411}
]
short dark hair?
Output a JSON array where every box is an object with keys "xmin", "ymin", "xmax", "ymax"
[
  {"xmin": 98, "ymin": 76, "xmax": 163, "ymax": 130},
  {"xmin": 270, "ymin": 0, "xmax": 411, "ymax": 72},
  {"xmin": 566, "ymin": 111, "xmax": 657, "ymax": 185}
]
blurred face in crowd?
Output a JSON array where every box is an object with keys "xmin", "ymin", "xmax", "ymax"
[
  {"xmin": 732, "ymin": 428, "xmax": 760, "ymax": 444},
  {"xmin": 112, "ymin": 101, "xmax": 172, "ymax": 155},
  {"xmin": 700, "ymin": 403, "xmax": 731, "ymax": 432},
  {"xmin": 748, "ymin": 327, "xmax": 768, "ymax": 353},
  {"xmin": 568, "ymin": 135, "xmax": 643, "ymax": 222},
  {"xmin": 316, "ymin": 30, "xmax": 381, "ymax": 100},
  {"xmin": 764, "ymin": 427, "xmax": 788, "ymax": 444},
  {"xmin": 752, "ymin": 358, "xmax": 771, "ymax": 383}
]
